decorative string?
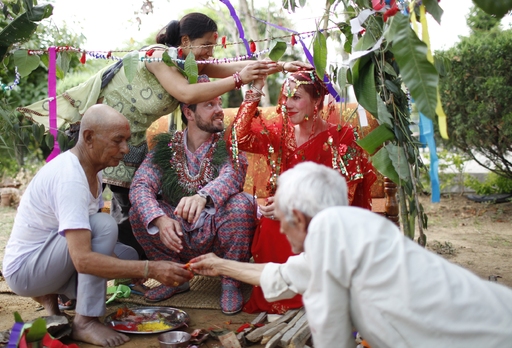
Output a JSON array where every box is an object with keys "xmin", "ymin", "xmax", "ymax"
[
  {"xmin": 0, "ymin": 67, "xmax": 20, "ymax": 91},
  {"xmin": 220, "ymin": 0, "xmax": 251, "ymax": 56},
  {"xmin": 18, "ymin": 27, "xmax": 336, "ymax": 61}
]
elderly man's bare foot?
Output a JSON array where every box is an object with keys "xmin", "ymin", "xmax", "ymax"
[
  {"xmin": 72, "ymin": 314, "xmax": 130, "ymax": 347},
  {"xmin": 32, "ymin": 294, "xmax": 61, "ymax": 316}
]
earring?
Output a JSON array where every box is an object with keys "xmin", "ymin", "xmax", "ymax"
[{"xmin": 304, "ymin": 114, "xmax": 309, "ymax": 121}]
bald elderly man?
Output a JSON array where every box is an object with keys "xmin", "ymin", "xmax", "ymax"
[{"xmin": 2, "ymin": 104, "xmax": 192, "ymax": 347}]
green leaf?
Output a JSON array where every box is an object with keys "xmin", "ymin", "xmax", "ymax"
[
  {"xmin": 26, "ymin": 3, "xmax": 53, "ymax": 21},
  {"xmin": 57, "ymin": 131, "xmax": 69, "ymax": 152},
  {"xmin": 354, "ymin": 32, "xmax": 376, "ymax": 52},
  {"xmin": 45, "ymin": 133, "xmax": 54, "ymax": 150},
  {"xmin": 371, "ymin": 147, "xmax": 399, "ymax": 184},
  {"xmin": 383, "ymin": 61, "xmax": 397, "ymax": 77},
  {"xmin": 0, "ymin": 4, "xmax": 53, "ymax": 61},
  {"xmin": 388, "ymin": 14, "xmax": 438, "ymax": 120},
  {"xmin": 56, "ymin": 51, "xmax": 71, "ymax": 79},
  {"xmin": 313, "ymin": 31, "xmax": 327, "ymax": 79},
  {"xmin": 184, "ymin": 51, "xmax": 198, "ymax": 84},
  {"xmin": 14, "ymin": 311, "xmax": 23, "ymax": 323},
  {"xmin": 352, "ymin": 56, "xmax": 378, "ymax": 117},
  {"xmin": 376, "ymin": 96, "xmax": 393, "ymax": 128},
  {"xmin": 12, "ymin": 49, "xmax": 40, "ymax": 77},
  {"xmin": 386, "ymin": 143, "xmax": 411, "ymax": 182},
  {"xmin": 31, "ymin": 123, "xmax": 43, "ymax": 143},
  {"xmin": 337, "ymin": 66, "xmax": 348, "ymax": 92},
  {"xmin": 356, "ymin": 124, "xmax": 395, "ymax": 155},
  {"xmin": 423, "ymin": 0, "xmax": 443, "ymax": 24},
  {"xmin": 25, "ymin": 318, "xmax": 47, "ymax": 342},
  {"xmin": 122, "ymin": 50, "xmax": 140, "ymax": 83},
  {"xmin": 472, "ymin": 0, "xmax": 512, "ymax": 18},
  {"xmin": 269, "ymin": 40, "xmax": 287, "ymax": 61},
  {"xmin": 162, "ymin": 51, "xmax": 187, "ymax": 78},
  {"xmin": 384, "ymin": 79, "xmax": 400, "ymax": 95}
]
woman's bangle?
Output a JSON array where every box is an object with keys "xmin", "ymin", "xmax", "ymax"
[
  {"xmin": 250, "ymin": 84, "xmax": 265, "ymax": 96},
  {"xmin": 143, "ymin": 260, "xmax": 149, "ymax": 279},
  {"xmin": 279, "ymin": 62, "xmax": 288, "ymax": 74},
  {"xmin": 233, "ymin": 71, "xmax": 243, "ymax": 90}
]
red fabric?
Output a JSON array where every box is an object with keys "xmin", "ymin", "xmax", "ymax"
[
  {"xmin": 231, "ymin": 89, "xmax": 376, "ymax": 314},
  {"xmin": 243, "ymin": 218, "xmax": 303, "ymax": 314}
]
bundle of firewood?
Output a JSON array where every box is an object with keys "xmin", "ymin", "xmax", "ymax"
[{"xmin": 238, "ymin": 308, "xmax": 313, "ymax": 348}]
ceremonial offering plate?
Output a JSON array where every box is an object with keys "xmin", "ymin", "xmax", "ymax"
[{"xmin": 104, "ymin": 306, "xmax": 190, "ymax": 334}]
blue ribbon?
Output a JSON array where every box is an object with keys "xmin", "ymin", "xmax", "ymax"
[
  {"xmin": 419, "ymin": 112, "xmax": 440, "ymax": 203},
  {"xmin": 219, "ymin": 0, "xmax": 251, "ymax": 56},
  {"xmin": 250, "ymin": 16, "xmax": 341, "ymax": 102}
]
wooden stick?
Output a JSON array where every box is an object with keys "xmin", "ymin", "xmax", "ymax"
[
  {"xmin": 288, "ymin": 323, "xmax": 311, "ymax": 348},
  {"xmin": 246, "ymin": 309, "xmax": 300, "ymax": 342},
  {"xmin": 261, "ymin": 322, "xmax": 287, "ymax": 344},
  {"xmin": 279, "ymin": 312, "xmax": 308, "ymax": 347}
]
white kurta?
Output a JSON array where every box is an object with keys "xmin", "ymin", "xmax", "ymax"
[{"xmin": 260, "ymin": 206, "xmax": 512, "ymax": 348}]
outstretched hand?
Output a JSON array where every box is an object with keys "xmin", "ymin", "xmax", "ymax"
[
  {"xmin": 239, "ymin": 61, "xmax": 277, "ymax": 85},
  {"xmin": 188, "ymin": 253, "xmax": 223, "ymax": 277},
  {"xmin": 281, "ymin": 60, "xmax": 314, "ymax": 73},
  {"xmin": 152, "ymin": 260, "xmax": 194, "ymax": 287}
]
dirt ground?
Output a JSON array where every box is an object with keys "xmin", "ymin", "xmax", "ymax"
[{"xmin": 0, "ymin": 194, "xmax": 511, "ymax": 347}]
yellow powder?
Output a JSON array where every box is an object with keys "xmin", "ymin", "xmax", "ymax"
[{"xmin": 137, "ymin": 321, "xmax": 171, "ymax": 332}]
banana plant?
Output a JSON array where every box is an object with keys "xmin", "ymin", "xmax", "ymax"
[{"xmin": 0, "ymin": 0, "xmax": 53, "ymax": 63}]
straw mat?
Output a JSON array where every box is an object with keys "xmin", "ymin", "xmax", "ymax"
[
  {"xmin": 110, "ymin": 276, "xmax": 253, "ymax": 310},
  {"xmin": 0, "ymin": 276, "xmax": 252, "ymax": 310}
]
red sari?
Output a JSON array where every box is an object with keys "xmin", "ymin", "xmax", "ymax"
[{"xmin": 229, "ymin": 92, "xmax": 376, "ymax": 314}]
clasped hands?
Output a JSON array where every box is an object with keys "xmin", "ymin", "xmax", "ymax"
[
  {"xmin": 152, "ymin": 194, "xmax": 208, "ymax": 252},
  {"xmin": 238, "ymin": 59, "xmax": 313, "ymax": 85}
]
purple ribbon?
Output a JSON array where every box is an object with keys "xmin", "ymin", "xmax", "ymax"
[
  {"xmin": 219, "ymin": 0, "xmax": 251, "ymax": 56},
  {"xmin": 46, "ymin": 46, "xmax": 60, "ymax": 162},
  {"xmin": 251, "ymin": 16, "xmax": 340, "ymax": 102},
  {"xmin": 7, "ymin": 322, "xmax": 24, "ymax": 347}
]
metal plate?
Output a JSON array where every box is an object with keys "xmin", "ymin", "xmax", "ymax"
[{"xmin": 104, "ymin": 306, "xmax": 190, "ymax": 334}]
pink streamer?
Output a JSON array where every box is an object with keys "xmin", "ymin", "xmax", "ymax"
[{"xmin": 46, "ymin": 46, "xmax": 60, "ymax": 162}]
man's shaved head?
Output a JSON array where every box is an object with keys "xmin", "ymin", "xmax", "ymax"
[
  {"xmin": 73, "ymin": 104, "xmax": 131, "ymax": 171},
  {"xmin": 79, "ymin": 104, "xmax": 129, "ymax": 139}
]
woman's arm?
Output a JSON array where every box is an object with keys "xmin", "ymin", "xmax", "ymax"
[
  {"xmin": 202, "ymin": 59, "xmax": 313, "ymax": 78},
  {"xmin": 146, "ymin": 49, "xmax": 270, "ymax": 104}
]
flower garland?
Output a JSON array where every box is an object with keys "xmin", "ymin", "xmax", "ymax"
[
  {"xmin": 151, "ymin": 131, "xmax": 228, "ymax": 205},
  {"xmin": 17, "ymin": 26, "xmax": 335, "ymax": 66}
]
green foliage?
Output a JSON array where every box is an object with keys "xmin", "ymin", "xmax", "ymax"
[
  {"xmin": 467, "ymin": 6, "xmax": 501, "ymax": 33},
  {"xmin": 0, "ymin": 1, "xmax": 86, "ymax": 170},
  {"xmin": 472, "ymin": 0, "xmax": 512, "ymax": 19},
  {"xmin": 421, "ymin": 148, "xmax": 471, "ymax": 195},
  {"xmin": 465, "ymin": 172, "xmax": 512, "ymax": 195},
  {"xmin": 437, "ymin": 28, "xmax": 512, "ymax": 181}
]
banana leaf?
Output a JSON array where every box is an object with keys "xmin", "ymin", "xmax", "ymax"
[
  {"xmin": 0, "ymin": 4, "xmax": 53, "ymax": 61},
  {"xmin": 387, "ymin": 14, "xmax": 438, "ymax": 120}
]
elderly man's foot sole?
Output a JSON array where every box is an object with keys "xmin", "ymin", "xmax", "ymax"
[{"xmin": 144, "ymin": 283, "xmax": 190, "ymax": 303}]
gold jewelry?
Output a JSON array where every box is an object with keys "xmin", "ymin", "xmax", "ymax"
[{"xmin": 173, "ymin": 281, "xmax": 179, "ymax": 287}]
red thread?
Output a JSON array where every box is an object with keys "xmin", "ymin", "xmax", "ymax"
[
  {"xmin": 222, "ymin": 36, "xmax": 227, "ymax": 49},
  {"xmin": 80, "ymin": 52, "xmax": 86, "ymax": 64},
  {"xmin": 250, "ymin": 40, "xmax": 256, "ymax": 53},
  {"xmin": 291, "ymin": 35, "xmax": 297, "ymax": 47}
]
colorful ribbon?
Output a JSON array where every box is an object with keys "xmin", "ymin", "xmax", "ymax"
[
  {"xmin": 219, "ymin": 0, "xmax": 251, "ymax": 56},
  {"xmin": 419, "ymin": 111, "xmax": 440, "ymax": 203},
  {"xmin": 46, "ymin": 46, "xmax": 60, "ymax": 162},
  {"xmin": 251, "ymin": 16, "xmax": 340, "ymax": 102}
]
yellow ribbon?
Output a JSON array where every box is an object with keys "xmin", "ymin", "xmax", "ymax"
[{"xmin": 419, "ymin": 4, "xmax": 449, "ymax": 139}]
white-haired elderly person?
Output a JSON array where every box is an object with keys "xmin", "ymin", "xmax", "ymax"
[{"xmin": 190, "ymin": 161, "xmax": 512, "ymax": 348}]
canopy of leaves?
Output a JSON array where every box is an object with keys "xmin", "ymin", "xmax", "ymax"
[{"xmin": 438, "ymin": 28, "xmax": 512, "ymax": 180}]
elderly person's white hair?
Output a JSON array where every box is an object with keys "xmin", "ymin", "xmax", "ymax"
[{"xmin": 275, "ymin": 162, "xmax": 348, "ymax": 222}]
